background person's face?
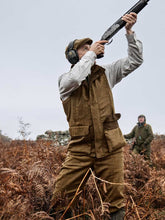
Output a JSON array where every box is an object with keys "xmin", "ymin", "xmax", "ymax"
[{"xmin": 138, "ymin": 117, "xmax": 145, "ymax": 123}]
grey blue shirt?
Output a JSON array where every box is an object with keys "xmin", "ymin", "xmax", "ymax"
[{"xmin": 59, "ymin": 33, "xmax": 143, "ymax": 101}]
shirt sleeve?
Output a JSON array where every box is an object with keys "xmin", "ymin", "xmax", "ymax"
[
  {"xmin": 124, "ymin": 126, "xmax": 136, "ymax": 139},
  {"xmin": 102, "ymin": 32, "xmax": 143, "ymax": 88},
  {"xmin": 58, "ymin": 51, "xmax": 96, "ymax": 101}
]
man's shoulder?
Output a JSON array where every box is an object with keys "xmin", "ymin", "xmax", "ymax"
[
  {"xmin": 134, "ymin": 124, "xmax": 138, "ymax": 129},
  {"xmin": 58, "ymin": 71, "xmax": 69, "ymax": 82},
  {"xmin": 58, "ymin": 74, "xmax": 63, "ymax": 84},
  {"xmin": 145, "ymin": 124, "xmax": 152, "ymax": 129}
]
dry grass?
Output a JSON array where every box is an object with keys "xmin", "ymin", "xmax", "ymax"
[{"xmin": 0, "ymin": 138, "xmax": 165, "ymax": 220}]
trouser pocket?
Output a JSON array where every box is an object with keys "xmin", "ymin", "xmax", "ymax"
[{"xmin": 104, "ymin": 128, "xmax": 126, "ymax": 153}]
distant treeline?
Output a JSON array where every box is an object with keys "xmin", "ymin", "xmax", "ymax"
[{"xmin": 0, "ymin": 130, "xmax": 11, "ymax": 143}]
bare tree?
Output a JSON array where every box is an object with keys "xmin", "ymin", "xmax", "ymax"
[{"xmin": 17, "ymin": 117, "xmax": 31, "ymax": 140}]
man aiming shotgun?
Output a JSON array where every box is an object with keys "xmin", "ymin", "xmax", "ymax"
[{"xmin": 50, "ymin": 0, "xmax": 150, "ymax": 219}]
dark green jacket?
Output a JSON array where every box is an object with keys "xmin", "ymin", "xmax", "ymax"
[{"xmin": 124, "ymin": 124, "xmax": 154, "ymax": 147}]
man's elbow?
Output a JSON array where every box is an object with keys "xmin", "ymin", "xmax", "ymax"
[
  {"xmin": 59, "ymin": 78, "xmax": 80, "ymax": 95},
  {"xmin": 131, "ymin": 56, "xmax": 144, "ymax": 71},
  {"xmin": 136, "ymin": 55, "xmax": 144, "ymax": 68}
]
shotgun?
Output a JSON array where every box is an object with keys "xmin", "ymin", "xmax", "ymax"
[{"xmin": 97, "ymin": 0, "xmax": 150, "ymax": 58}]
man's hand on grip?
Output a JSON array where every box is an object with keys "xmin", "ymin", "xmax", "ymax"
[{"xmin": 90, "ymin": 40, "xmax": 108, "ymax": 55}]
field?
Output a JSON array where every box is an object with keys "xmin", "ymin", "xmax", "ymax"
[{"xmin": 0, "ymin": 138, "xmax": 165, "ymax": 220}]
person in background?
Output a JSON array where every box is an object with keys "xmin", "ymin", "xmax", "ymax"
[{"xmin": 124, "ymin": 115, "xmax": 154, "ymax": 160}]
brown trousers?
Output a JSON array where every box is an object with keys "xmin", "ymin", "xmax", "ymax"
[{"xmin": 51, "ymin": 147, "xmax": 124, "ymax": 213}]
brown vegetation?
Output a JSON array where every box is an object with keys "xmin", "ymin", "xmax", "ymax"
[{"xmin": 0, "ymin": 138, "xmax": 165, "ymax": 219}]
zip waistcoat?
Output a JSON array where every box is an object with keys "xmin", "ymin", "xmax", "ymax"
[{"xmin": 62, "ymin": 65, "xmax": 126, "ymax": 158}]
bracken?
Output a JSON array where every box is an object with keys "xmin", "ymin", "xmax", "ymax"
[{"xmin": 0, "ymin": 138, "xmax": 164, "ymax": 220}]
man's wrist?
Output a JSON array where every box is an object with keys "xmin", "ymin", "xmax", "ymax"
[{"xmin": 126, "ymin": 29, "xmax": 134, "ymax": 35}]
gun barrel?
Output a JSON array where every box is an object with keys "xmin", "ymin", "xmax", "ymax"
[
  {"xmin": 125, "ymin": 0, "xmax": 149, "ymax": 15},
  {"xmin": 100, "ymin": 0, "xmax": 150, "ymax": 41}
]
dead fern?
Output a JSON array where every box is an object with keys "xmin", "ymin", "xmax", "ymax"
[{"xmin": 0, "ymin": 137, "xmax": 165, "ymax": 219}]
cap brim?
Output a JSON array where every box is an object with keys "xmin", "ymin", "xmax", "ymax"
[{"xmin": 74, "ymin": 38, "xmax": 93, "ymax": 50}]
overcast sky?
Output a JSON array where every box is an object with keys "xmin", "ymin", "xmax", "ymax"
[{"xmin": 0, "ymin": 0, "xmax": 164, "ymax": 140}]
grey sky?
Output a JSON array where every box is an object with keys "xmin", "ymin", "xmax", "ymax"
[{"xmin": 0, "ymin": 0, "xmax": 164, "ymax": 139}]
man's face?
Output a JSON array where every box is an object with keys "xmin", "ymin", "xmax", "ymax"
[
  {"xmin": 138, "ymin": 117, "xmax": 145, "ymax": 123},
  {"xmin": 77, "ymin": 44, "xmax": 90, "ymax": 60}
]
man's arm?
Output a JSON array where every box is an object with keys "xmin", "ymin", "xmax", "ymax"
[
  {"xmin": 58, "ymin": 51, "xmax": 96, "ymax": 101},
  {"xmin": 124, "ymin": 126, "xmax": 136, "ymax": 139},
  {"xmin": 102, "ymin": 13, "xmax": 143, "ymax": 88},
  {"xmin": 59, "ymin": 40, "xmax": 107, "ymax": 101},
  {"xmin": 103, "ymin": 33, "xmax": 143, "ymax": 88}
]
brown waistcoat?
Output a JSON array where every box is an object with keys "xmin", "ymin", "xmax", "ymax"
[{"xmin": 62, "ymin": 65, "xmax": 126, "ymax": 158}]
